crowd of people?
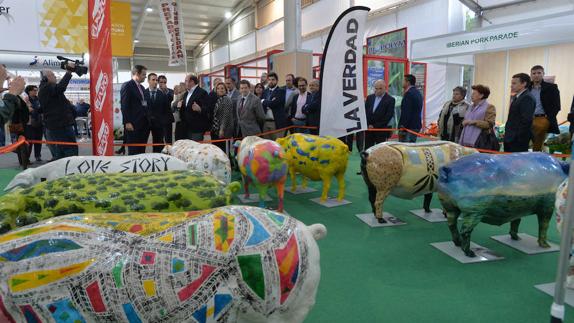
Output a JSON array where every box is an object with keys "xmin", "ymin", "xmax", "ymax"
[
  {"xmin": 2, "ymin": 62, "xmax": 573, "ymax": 170},
  {"xmin": 0, "ymin": 63, "xmax": 92, "ymax": 167},
  {"xmin": 438, "ymin": 65, "xmax": 564, "ymax": 153},
  {"xmin": 119, "ymin": 65, "xmax": 323, "ymax": 156}
]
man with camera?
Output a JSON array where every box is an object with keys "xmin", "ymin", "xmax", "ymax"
[{"xmin": 38, "ymin": 62, "xmax": 79, "ymax": 160}]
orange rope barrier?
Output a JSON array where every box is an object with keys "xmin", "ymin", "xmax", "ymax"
[
  {"xmin": 0, "ymin": 136, "xmax": 27, "ymax": 154},
  {"xmin": 2, "ymin": 125, "xmax": 570, "ymax": 159}
]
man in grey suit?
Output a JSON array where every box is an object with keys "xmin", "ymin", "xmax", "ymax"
[
  {"xmin": 236, "ymin": 80, "xmax": 265, "ymax": 137},
  {"xmin": 225, "ymin": 77, "xmax": 240, "ymax": 105}
]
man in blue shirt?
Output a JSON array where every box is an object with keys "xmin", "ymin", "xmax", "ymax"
[{"xmin": 398, "ymin": 74, "xmax": 423, "ymax": 143}]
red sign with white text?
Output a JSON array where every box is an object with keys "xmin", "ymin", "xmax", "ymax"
[{"xmin": 88, "ymin": 0, "xmax": 114, "ymax": 155}]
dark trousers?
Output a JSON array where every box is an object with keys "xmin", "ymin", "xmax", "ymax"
[
  {"xmin": 503, "ymin": 140, "xmax": 529, "ymax": 153},
  {"xmin": 163, "ymin": 123, "xmax": 173, "ymax": 144},
  {"xmin": 150, "ymin": 125, "xmax": 165, "ymax": 153},
  {"xmin": 45, "ymin": 126, "xmax": 78, "ymax": 160},
  {"xmin": 357, "ymin": 131, "xmax": 389, "ymax": 152},
  {"xmin": 210, "ymin": 132, "xmax": 227, "ymax": 152},
  {"xmin": 25, "ymin": 125, "xmax": 43, "ymax": 159},
  {"xmin": 338, "ymin": 134, "xmax": 354, "ymax": 152},
  {"xmin": 398, "ymin": 130, "xmax": 417, "ymax": 143},
  {"xmin": 174, "ymin": 122, "xmax": 186, "ymax": 141},
  {"xmin": 126, "ymin": 127, "xmax": 150, "ymax": 155}
]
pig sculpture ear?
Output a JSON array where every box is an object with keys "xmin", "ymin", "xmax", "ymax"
[
  {"xmin": 233, "ymin": 140, "xmax": 241, "ymax": 148},
  {"xmin": 161, "ymin": 145, "xmax": 171, "ymax": 154}
]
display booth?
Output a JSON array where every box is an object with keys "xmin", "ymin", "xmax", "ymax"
[
  {"xmin": 362, "ymin": 28, "xmax": 428, "ymax": 129},
  {"xmin": 411, "ymin": 11, "xmax": 574, "ymax": 125}
]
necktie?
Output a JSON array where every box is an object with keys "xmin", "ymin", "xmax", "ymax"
[
  {"xmin": 151, "ymin": 91, "xmax": 156, "ymax": 103},
  {"xmin": 240, "ymin": 98, "xmax": 245, "ymax": 115}
]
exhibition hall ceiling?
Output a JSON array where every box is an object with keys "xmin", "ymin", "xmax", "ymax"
[{"xmin": 129, "ymin": 0, "xmax": 243, "ymax": 51}]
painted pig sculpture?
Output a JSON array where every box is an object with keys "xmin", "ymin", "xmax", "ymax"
[
  {"xmin": 0, "ymin": 205, "xmax": 326, "ymax": 323},
  {"xmin": 162, "ymin": 140, "xmax": 232, "ymax": 184},
  {"xmin": 360, "ymin": 141, "xmax": 476, "ymax": 223},
  {"xmin": 276, "ymin": 134, "xmax": 349, "ymax": 202},
  {"xmin": 438, "ymin": 153, "xmax": 568, "ymax": 257},
  {"xmin": 554, "ymin": 179, "xmax": 574, "ymax": 288},
  {"xmin": 4, "ymin": 154, "xmax": 189, "ymax": 191},
  {"xmin": 236, "ymin": 136, "xmax": 287, "ymax": 212},
  {"xmin": 0, "ymin": 170, "xmax": 240, "ymax": 233}
]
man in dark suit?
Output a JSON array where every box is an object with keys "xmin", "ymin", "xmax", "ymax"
[
  {"xmin": 303, "ymin": 79, "xmax": 321, "ymax": 135},
  {"xmin": 529, "ymin": 65, "xmax": 561, "ymax": 151},
  {"xmin": 505, "ymin": 73, "xmax": 537, "ymax": 242},
  {"xmin": 289, "ymin": 77, "xmax": 312, "ymax": 133},
  {"xmin": 120, "ymin": 65, "xmax": 150, "ymax": 155},
  {"xmin": 261, "ymin": 72, "xmax": 287, "ymax": 139},
  {"xmin": 362, "ymin": 79, "xmax": 395, "ymax": 149},
  {"xmin": 398, "ymin": 74, "xmax": 423, "ymax": 143},
  {"xmin": 178, "ymin": 74, "xmax": 209, "ymax": 141},
  {"xmin": 504, "ymin": 73, "xmax": 536, "ymax": 153},
  {"xmin": 145, "ymin": 73, "xmax": 171, "ymax": 153},
  {"xmin": 157, "ymin": 75, "xmax": 175, "ymax": 144}
]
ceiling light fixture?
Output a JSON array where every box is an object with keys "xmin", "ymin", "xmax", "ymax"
[
  {"xmin": 134, "ymin": 39, "xmax": 140, "ymax": 43},
  {"xmin": 146, "ymin": 7, "xmax": 153, "ymax": 13},
  {"xmin": 224, "ymin": 11, "xmax": 232, "ymax": 19}
]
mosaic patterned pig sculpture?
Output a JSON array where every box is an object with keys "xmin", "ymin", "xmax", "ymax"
[
  {"xmin": 4, "ymin": 154, "xmax": 190, "ymax": 191},
  {"xmin": 276, "ymin": 134, "xmax": 349, "ymax": 202},
  {"xmin": 0, "ymin": 170, "xmax": 240, "ymax": 233},
  {"xmin": 360, "ymin": 141, "xmax": 476, "ymax": 223},
  {"xmin": 162, "ymin": 140, "xmax": 232, "ymax": 184},
  {"xmin": 236, "ymin": 136, "xmax": 287, "ymax": 212},
  {"xmin": 0, "ymin": 205, "xmax": 326, "ymax": 323},
  {"xmin": 438, "ymin": 152, "xmax": 568, "ymax": 257},
  {"xmin": 554, "ymin": 179, "xmax": 574, "ymax": 288}
]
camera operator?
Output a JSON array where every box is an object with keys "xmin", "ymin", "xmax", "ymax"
[{"xmin": 38, "ymin": 64, "xmax": 78, "ymax": 160}]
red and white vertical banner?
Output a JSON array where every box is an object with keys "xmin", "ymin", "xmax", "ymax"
[
  {"xmin": 88, "ymin": 0, "xmax": 114, "ymax": 155},
  {"xmin": 159, "ymin": 0, "xmax": 187, "ymax": 66}
]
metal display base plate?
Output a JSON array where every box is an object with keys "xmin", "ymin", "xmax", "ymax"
[
  {"xmin": 355, "ymin": 213, "xmax": 406, "ymax": 227},
  {"xmin": 491, "ymin": 233, "xmax": 559, "ymax": 255},
  {"xmin": 310, "ymin": 197, "xmax": 352, "ymax": 208},
  {"xmin": 431, "ymin": 241, "xmax": 504, "ymax": 263},
  {"xmin": 410, "ymin": 208, "xmax": 447, "ymax": 222},
  {"xmin": 535, "ymin": 283, "xmax": 574, "ymax": 307},
  {"xmin": 284, "ymin": 186, "xmax": 317, "ymax": 194},
  {"xmin": 237, "ymin": 194, "xmax": 272, "ymax": 203}
]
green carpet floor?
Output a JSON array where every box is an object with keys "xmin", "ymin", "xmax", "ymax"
[{"xmin": 0, "ymin": 153, "xmax": 571, "ymax": 322}]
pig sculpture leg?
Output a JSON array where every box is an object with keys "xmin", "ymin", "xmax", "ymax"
[
  {"xmin": 459, "ymin": 213, "xmax": 483, "ymax": 257},
  {"xmin": 509, "ymin": 219, "xmax": 521, "ymax": 241},
  {"xmin": 276, "ymin": 179, "xmax": 286, "ymax": 212},
  {"xmin": 257, "ymin": 186, "xmax": 269, "ymax": 209},
  {"xmin": 319, "ymin": 175, "xmax": 332, "ymax": 202},
  {"xmin": 423, "ymin": 193, "xmax": 433, "ymax": 213},
  {"xmin": 536, "ymin": 202, "xmax": 554, "ymax": 248},
  {"xmin": 335, "ymin": 172, "xmax": 345, "ymax": 201},
  {"xmin": 243, "ymin": 176, "xmax": 251, "ymax": 199}
]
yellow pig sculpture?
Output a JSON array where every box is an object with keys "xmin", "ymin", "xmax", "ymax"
[{"xmin": 276, "ymin": 134, "xmax": 349, "ymax": 202}]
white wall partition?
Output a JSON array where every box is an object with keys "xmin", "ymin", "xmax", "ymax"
[
  {"xmin": 256, "ymin": 19, "xmax": 284, "ymax": 51},
  {"xmin": 211, "ymin": 45, "xmax": 230, "ymax": 68},
  {"xmin": 197, "ymin": 53, "xmax": 210, "ymax": 72},
  {"xmin": 230, "ymin": 33, "xmax": 257, "ymax": 61},
  {"xmin": 301, "ymin": 0, "xmax": 348, "ymax": 35}
]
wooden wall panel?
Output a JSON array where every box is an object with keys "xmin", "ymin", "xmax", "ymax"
[
  {"xmin": 474, "ymin": 51, "xmax": 507, "ymax": 123},
  {"xmin": 547, "ymin": 43, "xmax": 574, "ymax": 124}
]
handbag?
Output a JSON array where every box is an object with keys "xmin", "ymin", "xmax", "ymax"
[{"xmin": 474, "ymin": 129, "xmax": 500, "ymax": 151}]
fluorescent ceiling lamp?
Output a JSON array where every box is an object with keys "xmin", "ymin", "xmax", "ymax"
[
  {"xmin": 224, "ymin": 11, "xmax": 232, "ymax": 19},
  {"xmin": 134, "ymin": 39, "xmax": 140, "ymax": 43},
  {"xmin": 146, "ymin": 7, "xmax": 153, "ymax": 12}
]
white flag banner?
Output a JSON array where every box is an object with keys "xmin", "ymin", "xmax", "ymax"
[
  {"xmin": 158, "ymin": 0, "xmax": 187, "ymax": 66},
  {"xmin": 319, "ymin": 6, "xmax": 370, "ymax": 138}
]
